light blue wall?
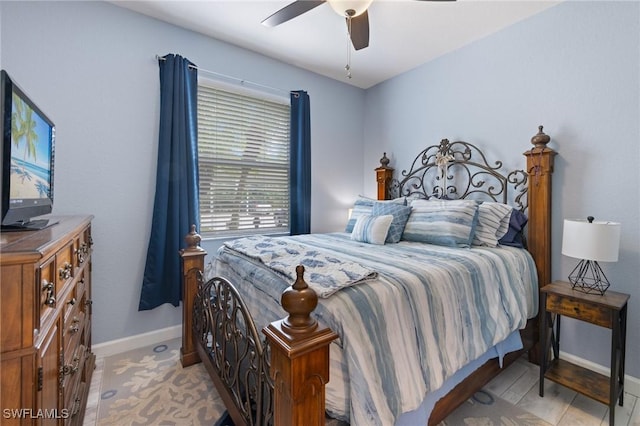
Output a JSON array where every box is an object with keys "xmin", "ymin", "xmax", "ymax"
[
  {"xmin": 364, "ymin": 1, "xmax": 640, "ymax": 378},
  {"xmin": 0, "ymin": 1, "xmax": 366, "ymax": 344}
]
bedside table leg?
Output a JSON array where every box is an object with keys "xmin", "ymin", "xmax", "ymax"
[
  {"xmin": 611, "ymin": 316, "xmax": 620, "ymax": 412},
  {"xmin": 552, "ymin": 314, "xmax": 560, "ymax": 359},
  {"xmin": 619, "ymin": 305, "xmax": 627, "ymax": 407},
  {"xmin": 539, "ymin": 292, "xmax": 548, "ymax": 397}
]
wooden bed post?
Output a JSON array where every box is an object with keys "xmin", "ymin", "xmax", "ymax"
[
  {"xmin": 180, "ymin": 225, "xmax": 206, "ymax": 367},
  {"xmin": 264, "ymin": 266, "xmax": 338, "ymax": 426},
  {"xmin": 524, "ymin": 126, "xmax": 556, "ymax": 365},
  {"xmin": 375, "ymin": 152, "xmax": 394, "ymax": 200},
  {"xmin": 524, "ymin": 125, "xmax": 556, "ymax": 292}
]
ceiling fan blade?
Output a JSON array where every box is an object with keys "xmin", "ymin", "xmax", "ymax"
[
  {"xmin": 348, "ymin": 10, "xmax": 369, "ymax": 50},
  {"xmin": 262, "ymin": 0, "xmax": 326, "ymax": 27}
]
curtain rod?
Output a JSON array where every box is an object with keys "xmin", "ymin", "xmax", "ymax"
[{"xmin": 155, "ymin": 55, "xmax": 292, "ymax": 97}]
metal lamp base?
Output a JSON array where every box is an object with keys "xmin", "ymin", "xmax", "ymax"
[{"xmin": 568, "ymin": 259, "xmax": 610, "ymax": 295}]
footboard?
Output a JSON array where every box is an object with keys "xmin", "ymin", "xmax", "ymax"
[
  {"xmin": 194, "ymin": 274, "xmax": 274, "ymax": 424},
  {"xmin": 180, "ymin": 226, "xmax": 337, "ymax": 426}
]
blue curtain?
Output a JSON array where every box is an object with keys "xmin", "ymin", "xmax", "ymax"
[
  {"xmin": 289, "ymin": 90, "xmax": 311, "ymax": 235},
  {"xmin": 139, "ymin": 54, "xmax": 199, "ymax": 311}
]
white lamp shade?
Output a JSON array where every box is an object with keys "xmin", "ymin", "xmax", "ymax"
[
  {"xmin": 327, "ymin": 0, "xmax": 373, "ymax": 17},
  {"xmin": 562, "ymin": 219, "xmax": 621, "ymax": 262}
]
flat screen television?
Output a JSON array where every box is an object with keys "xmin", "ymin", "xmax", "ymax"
[{"xmin": 1, "ymin": 69, "xmax": 56, "ymax": 231}]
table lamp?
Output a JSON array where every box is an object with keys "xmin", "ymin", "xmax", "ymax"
[{"xmin": 561, "ymin": 216, "xmax": 621, "ymax": 295}]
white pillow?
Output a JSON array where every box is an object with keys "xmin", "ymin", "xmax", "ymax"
[{"xmin": 351, "ymin": 214, "xmax": 394, "ymax": 245}]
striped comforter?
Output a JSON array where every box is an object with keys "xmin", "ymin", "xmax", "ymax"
[{"xmin": 210, "ymin": 232, "xmax": 538, "ymax": 426}]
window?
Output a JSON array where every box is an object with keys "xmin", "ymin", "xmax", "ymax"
[{"xmin": 197, "ymin": 80, "xmax": 290, "ymax": 238}]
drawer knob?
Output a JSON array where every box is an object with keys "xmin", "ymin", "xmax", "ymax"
[
  {"xmin": 75, "ymin": 243, "xmax": 89, "ymax": 264},
  {"xmin": 69, "ymin": 316, "xmax": 81, "ymax": 334},
  {"xmin": 85, "ymin": 299, "xmax": 93, "ymax": 314},
  {"xmin": 61, "ymin": 363, "xmax": 78, "ymax": 376},
  {"xmin": 68, "ymin": 297, "xmax": 76, "ymax": 306},
  {"xmin": 59, "ymin": 263, "xmax": 72, "ymax": 280},
  {"xmin": 42, "ymin": 280, "xmax": 56, "ymax": 307},
  {"xmin": 61, "ymin": 355, "xmax": 81, "ymax": 376},
  {"xmin": 71, "ymin": 395, "xmax": 82, "ymax": 416}
]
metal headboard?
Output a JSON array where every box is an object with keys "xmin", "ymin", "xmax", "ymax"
[{"xmin": 387, "ymin": 139, "xmax": 529, "ymax": 211}]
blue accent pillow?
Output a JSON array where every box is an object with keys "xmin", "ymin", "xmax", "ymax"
[
  {"xmin": 350, "ymin": 214, "xmax": 394, "ymax": 245},
  {"xmin": 372, "ymin": 202, "xmax": 412, "ymax": 243},
  {"xmin": 402, "ymin": 199, "xmax": 479, "ymax": 247},
  {"xmin": 498, "ymin": 209, "xmax": 528, "ymax": 248}
]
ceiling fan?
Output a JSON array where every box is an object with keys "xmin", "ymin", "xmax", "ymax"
[{"xmin": 261, "ymin": 0, "xmax": 456, "ymax": 51}]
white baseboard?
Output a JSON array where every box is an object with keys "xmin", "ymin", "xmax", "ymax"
[
  {"xmin": 560, "ymin": 350, "xmax": 640, "ymax": 398},
  {"xmin": 92, "ymin": 325, "xmax": 181, "ymax": 359}
]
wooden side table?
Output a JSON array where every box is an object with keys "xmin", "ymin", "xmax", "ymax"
[{"xmin": 539, "ymin": 281, "xmax": 629, "ymax": 425}]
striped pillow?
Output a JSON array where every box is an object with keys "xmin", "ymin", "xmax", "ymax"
[
  {"xmin": 402, "ymin": 199, "xmax": 479, "ymax": 247},
  {"xmin": 472, "ymin": 202, "xmax": 514, "ymax": 247},
  {"xmin": 350, "ymin": 214, "xmax": 394, "ymax": 245}
]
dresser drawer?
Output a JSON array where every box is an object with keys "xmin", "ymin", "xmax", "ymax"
[
  {"xmin": 66, "ymin": 382, "xmax": 87, "ymax": 426},
  {"xmin": 545, "ymin": 293, "xmax": 613, "ymax": 328},
  {"xmin": 63, "ymin": 303, "xmax": 84, "ymax": 360},
  {"xmin": 62, "ymin": 343, "xmax": 86, "ymax": 414}
]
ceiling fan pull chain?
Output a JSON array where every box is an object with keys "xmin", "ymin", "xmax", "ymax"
[{"xmin": 345, "ymin": 12, "xmax": 353, "ymax": 79}]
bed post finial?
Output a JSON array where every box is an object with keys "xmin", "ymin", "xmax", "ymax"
[
  {"xmin": 280, "ymin": 265, "xmax": 319, "ymax": 333},
  {"xmin": 531, "ymin": 125, "xmax": 551, "ymax": 149},
  {"xmin": 184, "ymin": 224, "xmax": 204, "ymax": 252},
  {"xmin": 380, "ymin": 152, "xmax": 390, "ymax": 168}
]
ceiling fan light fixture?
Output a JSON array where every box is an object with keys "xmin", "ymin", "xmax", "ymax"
[{"xmin": 327, "ymin": 0, "xmax": 373, "ymax": 17}]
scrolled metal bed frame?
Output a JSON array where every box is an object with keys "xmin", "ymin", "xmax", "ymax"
[
  {"xmin": 180, "ymin": 126, "xmax": 556, "ymax": 426},
  {"xmin": 192, "ymin": 274, "xmax": 275, "ymax": 425},
  {"xmin": 385, "ymin": 138, "xmax": 529, "ymax": 208}
]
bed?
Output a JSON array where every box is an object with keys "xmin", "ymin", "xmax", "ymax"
[{"xmin": 179, "ymin": 125, "xmax": 556, "ymax": 426}]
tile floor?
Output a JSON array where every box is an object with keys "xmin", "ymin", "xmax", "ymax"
[
  {"xmin": 83, "ymin": 354, "xmax": 640, "ymax": 425},
  {"xmin": 485, "ymin": 356, "xmax": 639, "ymax": 426}
]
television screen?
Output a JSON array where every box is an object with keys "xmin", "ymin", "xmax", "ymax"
[{"xmin": 1, "ymin": 69, "xmax": 56, "ymax": 230}]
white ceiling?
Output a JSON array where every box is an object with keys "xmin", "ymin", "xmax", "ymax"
[{"xmin": 110, "ymin": 0, "xmax": 560, "ymax": 89}]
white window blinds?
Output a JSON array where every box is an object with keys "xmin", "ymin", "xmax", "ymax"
[{"xmin": 197, "ymin": 81, "xmax": 290, "ymax": 237}]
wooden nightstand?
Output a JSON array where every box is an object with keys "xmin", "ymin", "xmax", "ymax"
[{"xmin": 539, "ymin": 281, "xmax": 629, "ymax": 425}]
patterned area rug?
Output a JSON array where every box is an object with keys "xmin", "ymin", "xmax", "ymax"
[
  {"xmin": 97, "ymin": 339, "xmax": 548, "ymax": 426},
  {"xmin": 441, "ymin": 390, "xmax": 551, "ymax": 426},
  {"xmin": 97, "ymin": 338, "xmax": 226, "ymax": 425}
]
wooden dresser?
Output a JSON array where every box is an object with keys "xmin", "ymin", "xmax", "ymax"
[{"xmin": 1, "ymin": 215, "xmax": 95, "ymax": 425}]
